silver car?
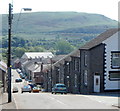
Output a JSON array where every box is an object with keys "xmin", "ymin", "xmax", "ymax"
[
  {"xmin": 52, "ymin": 83, "xmax": 67, "ymax": 94},
  {"xmin": 12, "ymin": 86, "xmax": 18, "ymax": 93},
  {"xmin": 21, "ymin": 85, "xmax": 31, "ymax": 93}
]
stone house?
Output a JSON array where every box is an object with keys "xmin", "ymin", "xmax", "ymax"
[
  {"xmin": 79, "ymin": 28, "xmax": 120, "ymax": 94},
  {"xmin": 44, "ymin": 49, "xmax": 80, "ymax": 93}
]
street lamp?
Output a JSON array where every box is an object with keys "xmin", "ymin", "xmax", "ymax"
[
  {"xmin": 15, "ymin": 8, "xmax": 32, "ymax": 33},
  {"xmin": 7, "ymin": 3, "xmax": 32, "ymax": 102}
]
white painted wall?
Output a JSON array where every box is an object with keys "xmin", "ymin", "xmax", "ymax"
[{"xmin": 102, "ymin": 31, "xmax": 120, "ymax": 90}]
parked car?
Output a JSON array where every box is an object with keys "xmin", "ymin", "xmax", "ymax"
[
  {"xmin": 28, "ymin": 83, "xmax": 35, "ymax": 88},
  {"xmin": 32, "ymin": 87, "xmax": 40, "ymax": 93},
  {"xmin": 28, "ymin": 80, "xmax": 32, "ymax": 83},
  {"xmin": 15, "ymin": 78, "xmax": 22, "ymax": 82},
  {"xmin": 25, "ymin": 78, "xmax": 32, "ymax": 82},
  {"xmin": 52, "ymin": 83, "xmax": 67, "ymax": 94},
  {"xmin": 19, "ymin": 73, "xmax": 25, "ymax": 79},
  {"xmin": 21, "ymin": 85, "xmax": 32, "ymax": 93},
  {"xmin": 36, "ymin": 85, "xmax": 42, "ymax": 91},
  {"xmin": 12, "ymin": 86, "xmax": 18, "ymax": 93},
  {"xmin": 16, "ymin": 69, "xmax": 21, "ymax": 73}
]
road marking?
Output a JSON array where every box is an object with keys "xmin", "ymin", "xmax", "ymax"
[
  {"xmin": 13, "ymin": 94, "xmax": 19, "ymax": 109},
  {"xmin": 48, "ymin": 96, "xmax": 66, "ymax": 106}
]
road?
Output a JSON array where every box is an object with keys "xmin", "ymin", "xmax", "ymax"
[{"xmin": 11, "ymin": 69, "xmax": 118, "ymax": 109}]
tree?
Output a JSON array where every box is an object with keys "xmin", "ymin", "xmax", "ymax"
[
  {"xmin": 55, "ymin": 40, "xmax": 75, "ymax": 55},
  {"xmin": 28, "ymin": 46, "xmax": 45, "ymax": 52},
  {"xmin": 14, "ymin": 47, "xmax": 26, "ymax": 58}
]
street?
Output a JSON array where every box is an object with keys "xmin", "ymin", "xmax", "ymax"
[{"xmin": 11, "ymin": 69, "xmax": 118, "ymax": 109}]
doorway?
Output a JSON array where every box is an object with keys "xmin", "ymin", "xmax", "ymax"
[{"xmin": 94, "ymin": 75, "xmax": 100, "ymax": 92}]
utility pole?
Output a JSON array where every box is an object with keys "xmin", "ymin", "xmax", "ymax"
[
  {"xmin": 8, "ymin": 3, "xmax": 13, "ymax": 103},
  {"xmin": 50, "ymin": 58, "xmax": 52, "ymax": 91}
]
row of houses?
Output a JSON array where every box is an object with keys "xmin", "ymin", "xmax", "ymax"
[
  {"xmin": 44, "ymin": 28, "xmax": 120, "ymax": 94},
  {"xmin": 15, "ymin": 28, "xmax": 120, "ymax": 94}
]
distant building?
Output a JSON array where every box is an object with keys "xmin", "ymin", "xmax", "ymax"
[
  {"xmin": 20, "ymin": 52, "xmax": 54, "ymax": 86},
  {"xmin": 21, "ymin": 52, "xmax": 54, "ymax": 60}
]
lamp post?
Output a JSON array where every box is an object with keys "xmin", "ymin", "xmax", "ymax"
[
  {"xmin": 7, "ymin": 3, "xmax": 13, "ymax": 103},
  {"xmin": 15, "ymin": 8, "xmax": 32, "ymax": 33},
  {"xmin": 7, "ymin": 3, "xmax": 32, "ymax": 102}
]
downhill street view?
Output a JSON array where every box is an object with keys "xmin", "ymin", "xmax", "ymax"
[
  {"xmin": 5, "ymin": 69, "xmax": 119, "ymax": 109},
  {"xmin": 0, "ymin": 0, "xmax": 120, "ymax": 110}
]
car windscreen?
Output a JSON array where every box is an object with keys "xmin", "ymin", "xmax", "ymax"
[{"xmin": 56, "ymin": 85, "xmax": 66, "ymax": 87}]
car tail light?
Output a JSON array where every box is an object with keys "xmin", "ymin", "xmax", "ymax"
[{"xmin": 55, "ymin": 88, "xmax": 58, "ymax": 90}]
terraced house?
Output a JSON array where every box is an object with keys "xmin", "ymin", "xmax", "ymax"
[
  {"xmin": 79, "ymin": 28, "xmax": 120, "ymax": 94},
  {"xmin": 44, "ymin": 28, "xmax": 120, "ymax": 94}
]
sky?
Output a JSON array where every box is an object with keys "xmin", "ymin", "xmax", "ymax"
[{"xmin": 0, "ymin": 0, "xmax": 119, "ymax": 21}]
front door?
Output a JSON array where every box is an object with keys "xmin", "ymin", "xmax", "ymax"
[{"xmin": 94, "ymin": 75, "xmax": 100, "ymax": 92}]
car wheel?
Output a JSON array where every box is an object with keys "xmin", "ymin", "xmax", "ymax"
[
  {"xmin": 64, "ymin": 93, "xmax": 67, "ymax": 94},
  {"xmin": 21, "ymin": 91, "xmax": 23, "ymax": 93},
  {"xmin": 55, "ymin": 92, "xmax": 57, "ymax": 94},
  {"xmin": 29, "ymin": 91, "xmax": 31, "ymax": 93},
  {"xmin": 51, "ymin": 92, "xmax": 53, "ymax": 94}
]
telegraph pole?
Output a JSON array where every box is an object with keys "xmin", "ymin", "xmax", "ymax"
[
  {"xmin": 8, "ymin": 3, "xmax": 13, "ymax": 103},
  {"xmin": 50, "ymin": 58, "xmax": 52, "ymax": 91}
]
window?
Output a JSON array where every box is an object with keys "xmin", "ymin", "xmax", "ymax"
[
  {"xmin": 75, "ymin": 74, "xmax": 77, "ymax": 87},
  {"xmin": 74, "ymin": 59, "xmax": 79, "ymax": 71},
  {"xmin": 84, "ymin": 70, "xmax": 88, "ymax": 86},
  {"xmin": 84, "ymin": 52, "xmax": 87, "ymax": 67},
  {"xmin": 111, "ymin": 52, "xmax": 120, "ymax": 69},
  {"xmin": 109, "ymin": 71, "xmax": 120, "ymax": 81}
]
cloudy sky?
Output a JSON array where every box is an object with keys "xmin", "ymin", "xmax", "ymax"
[{"xmin": 0, "ymin": 0, "xmax": 119, "ymax": 20}]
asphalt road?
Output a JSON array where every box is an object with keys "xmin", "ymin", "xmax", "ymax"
[{"xmin": 11, "ymin": 69, "xmax": 118, "ymax": 109}]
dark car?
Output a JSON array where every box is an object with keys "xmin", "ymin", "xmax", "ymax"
[
  {"xmin": 15, "ymin": 78, "xmax": 22, "ymax": 82},
  {"xmin": 52, "ymin": 83, "xmax": 67, "ymax": 94}
]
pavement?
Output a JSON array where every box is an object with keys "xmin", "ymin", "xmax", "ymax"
[
  {"xmin": 0, "ymin": 87, "xmax": 120, "ymax": 109},
  {"xmin": 0, "ymin": 88, "xmax": 16, "ymax": 110},
  {"xmin": 82, "ymin": 92, "xmax": 120, "ymax": 109}
]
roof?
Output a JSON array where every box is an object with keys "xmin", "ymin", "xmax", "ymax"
[
  {"xmin": 21, "ymin": 52, "xmax": 54, "ymax": 59},
  {"xmin": 28, "ymin": 63, "xmax": 40, "ymax": 72},
  {"xmin": 52, "ymin": 55, "xmax": 67, "ymax": 63},
  {"xmin": 80, "ymin": 28, "xmax": 120, "ymax": 50},
  {"xmin": 0, "ymin": 61, "xmax": 7, "ymax": 72},
  {"xmin": 53, "ymin": 49, "xmax": 80, "ymax": 67}
]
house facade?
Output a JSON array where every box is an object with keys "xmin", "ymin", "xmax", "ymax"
[
  {"xmin": 79, "ymin": 28, "xmax": 120, "ymax": 94},
  {"xmin": 102, "ymin": 30, "xmax": 120, "ymax": 91}
]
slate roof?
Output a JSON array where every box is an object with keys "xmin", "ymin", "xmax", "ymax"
[
  {"xmin": 79, "ymin": 28, "xmax": 120, "ymax": 50},
  {"xmin": 21, "ymin": 52, "xmax": 54, "ymax": 59},
  {"xmin": 52, "ymin": 55, "xmax": 67, "ymax": 63},
  {"xmin": 53, "ymin": 49, "xmax": 80, "ymax": 67},
  {"xmin": 0, "ymin": 61, "xmax": 7, "ymax": 72}
]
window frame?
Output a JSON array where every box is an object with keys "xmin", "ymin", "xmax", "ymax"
[
  {"xmin": 109, "ymin": 71, "xmax": 120, "ymax": 81},
  {"xmin": 84, "ymin": 70, "xmax": 88, "ymax": 86},
  {"xmin": 84, "ymin": 52, "xmax": 88, "ymax": 67},
  {"xmin": 111, "ymin": 51, "xmax": 120, "ymax": 69}
]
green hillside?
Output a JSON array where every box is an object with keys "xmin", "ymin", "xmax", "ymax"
[
  {"xmin": 1, "ymin": 12, "xmax": 118, "ymax": 59},
  {"xmin": 2, "ymin": 12, "xmax": 117, "ymax": 40}
]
